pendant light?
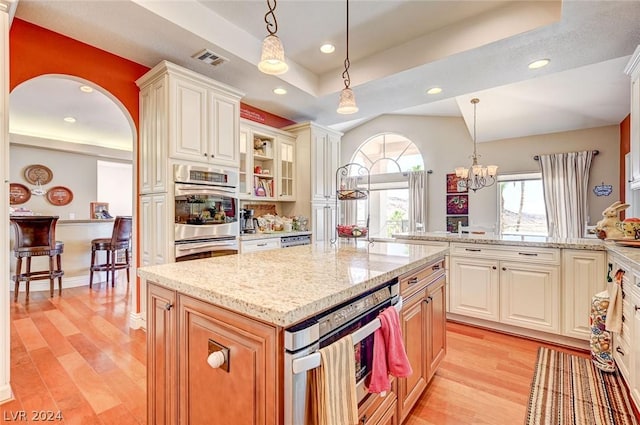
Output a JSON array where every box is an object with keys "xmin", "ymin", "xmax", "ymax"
[
  {"xmin": 258, "ymin": 0, "xmax": 288, "ymax": 75},
  {"xmin": 454, "ymin": 98, "xmax": 498, "ymax": 192},
  {"xmin": 337, "ymin": 0, "xmax": 358, "ymax": 114}
]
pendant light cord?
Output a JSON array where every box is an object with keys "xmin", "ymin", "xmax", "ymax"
[
  {"xmin": 341, "ymin": 0, "xmax": 351, "ymax": 88},
  {"xmin": 471, "ymin": 98, "xmax": 479, "ymax": 163},
  {"xmin": 264, "ymin": 0, "xmax": 278, "ymax": 36}
]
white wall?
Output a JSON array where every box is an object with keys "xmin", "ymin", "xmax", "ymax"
[
  {"xmin": 10, "ymin": 143, "xmax": 132, "ymax": 220},
  {"xmin": 341, "ymin": 114, "xmax": 620, "ymax": 232}
]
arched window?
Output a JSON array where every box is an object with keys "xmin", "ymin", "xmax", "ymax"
[
  {"xmin": 349, "ymin": 133, "xmax": 426, "ymax": 237},
  {"xmin": 351, "ymin": 133, "xmax": 423, "ymax": 173}
]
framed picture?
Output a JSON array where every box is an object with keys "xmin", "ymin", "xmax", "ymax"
[
  {"xmin": 90, "ymin": 202, "xmax": 110, "ymax": 219},
  {"xmin": 446, "ymin": 194, "xmax": 469, "ymax": 215},
  {"xmin": 446, "ymin": 215, "xmax": 468, "ymax": 232},
  {"xmin": 446, "ymin": 173, "xmax": 468, "ymax": 193}
]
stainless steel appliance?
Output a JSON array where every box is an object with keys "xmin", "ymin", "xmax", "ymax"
[
  {"xmin": 174, "ymin": 164, "xmax": 239, "ymax": 261},
  {"xmin": 284, "ymin": 278, "xmax": 401, "ymax": 425},
  {"xmin": 240, "ymin": 208, "xmax": 257, "ymax": 234},
  {"xmin": 281, "ymin": 234, "xmax": 311, "ymax": 248}
]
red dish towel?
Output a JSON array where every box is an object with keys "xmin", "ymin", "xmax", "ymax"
[{"xmin": 367, "ymin": 306, "xmax": 413, "ymax": 394}]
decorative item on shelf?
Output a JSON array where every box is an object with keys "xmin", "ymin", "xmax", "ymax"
[
  {"xmin": 90, "ymin": 202, "xmax": 110, "ymax": 219},
  {"xmin": 336, "ymin": 0, "xmax": 358, "ymax": 114},
  {"xmin": 46, "ymin": 186, "xmax": 73, "ymax": 206},
  {"xmin": 616, "ymin": 217, "xmax": 640, "ymax": 239},
  {"xmin": 258, "ymin": 0, "xmax": 288, "ymax": 75},
  {"xmin": 9, "ymin": 183, "xmax": 31, "ymax": 205},
  {"xmin": 454, "ymin": 98, "xmax": 498, "ymax": 192},
  {"xmin": 253, "ymin": 138, "xmax": 266, "ymax": 155}
]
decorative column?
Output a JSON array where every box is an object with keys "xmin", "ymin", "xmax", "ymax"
[{"xmin": 0, "ymin": 0, "xmax": 17, "ymax": 405}]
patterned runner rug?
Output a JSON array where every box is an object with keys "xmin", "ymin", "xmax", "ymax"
[{"xmin": 526, "ymin": 346, "xmax": 638, "ymax": 425}]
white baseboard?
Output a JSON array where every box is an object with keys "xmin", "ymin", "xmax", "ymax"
[
  {"xmin": 446, "ymin": 313, "xmax": 590, "ymax": 351},
  {"xmin": 9, "ymin": 273, "xmax": 107, "ymax": 293},
  {"xmin": 129, "ymin": 311, "xmax": 146, "ymax": 331},
  {"xmin": 0, "ymin": 383, "xmax": 14, "ymax": 406}
]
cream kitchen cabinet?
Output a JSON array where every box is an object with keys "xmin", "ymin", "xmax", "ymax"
[
  {"xmin": 624, "ymin": 45, "xmax": 640, "ymax": 189},
  {"xmin": 240, "ymin": 237, "xmax": 281, "ymax": 254},
  {"xmin": 312, "ymin": 202, "xmax": 337, "ymax": 242},
  {"xmin": 561, "ymin": 249, "xmax": 606, "ymax": 339},
  {"xmin": 284, "ymin": 122, "xmax": 342, "ymax": 238},
  {"xmin": 136, "ymin": 60, "xmax": 243, "ymax": 174},
  {"xmin": 631, "ymin": 278, "xmax": 640, "ymax": 410},
  {"xmin": 138, "ymin": 72, "xmax": 168, "ymax": 194},
  {"xmin": 239, "ymin": 119, "xmax": 296, "ymax": 201},
  {"xmin": 449, "ymin": 243, "xmax": 561, "ymax": 334},
  {"xmin": 140, "ymin": 194, "xmax": 170, "ymax": 267}
]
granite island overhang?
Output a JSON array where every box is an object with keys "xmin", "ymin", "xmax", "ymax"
[{"xmin": 137, "ymin": 241, "xmax": 449, "ymax": 327}]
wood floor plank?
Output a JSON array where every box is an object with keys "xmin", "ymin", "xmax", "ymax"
[
  {"xmin": 44, "ymin": 309, "xmax": 81, "ymax": 337},
  {"xmin": 12, "ymin": 318, "xmax": 47, "ymax": 352}
]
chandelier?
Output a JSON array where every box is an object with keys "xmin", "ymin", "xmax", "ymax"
[
  {"xmin": 258, "ymin": 0, "xmax": 288, "ymax": 75},
  {"xmin": 337, "ymin": 0, "xmax": 358, "ymax": 114},
  {"xmin": 454, "ymin": 98, "xmax": 498, "ymax": 192}
]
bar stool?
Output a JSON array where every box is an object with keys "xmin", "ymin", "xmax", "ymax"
[
  {"xmin": 10, "ymin": 216, "xmax": 64, "ymax": 302},
  {"xmin": 89, "ymin": 216, "xmax": 132, "ymax": 288}
]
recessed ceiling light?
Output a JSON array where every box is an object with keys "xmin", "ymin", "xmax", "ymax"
[
  {"xmin": 63, "ymin": 116, "xmax": 76, "ymax": 123},
  {"xmin": 528, "ymin": 59, "xmax": 550, "ymax": 69},
  {"xmin": 79, "ymin": 85, "xmax": 94, "ymax": 93},
  {"xmin": 426, "ymin": 87, "xmax": 442, "ymax": 95},
  {"xmin": 320, "ymin": 43, "xmax": 335, "ymax": 54},
  {"xmin": 273, "ymin": 87, "xmax": 287, "ymax": 95}
]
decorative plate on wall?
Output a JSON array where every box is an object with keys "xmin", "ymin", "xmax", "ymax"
[
  {"xmin": 45, "ymin": 186, "xmax": 73, "ymax": 206},
  {"xmin": 23, "ymin": 164, "xmax": 53, "ymax": 185},
  {"xmin": 9, "ymin": 183, "xmax": 31, "ymax": 205}
]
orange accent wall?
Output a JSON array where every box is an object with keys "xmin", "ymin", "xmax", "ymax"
[
  {"xmin": 9, "ymin": 18, "xmax": 150, "ymax": 130},
  {"xmin": 621, "ymin": 114, "xmax": 631, "ymax": 208},
  {"xmin": 240, "ymin": 103, "xmax": 296, "ymax": 128}
]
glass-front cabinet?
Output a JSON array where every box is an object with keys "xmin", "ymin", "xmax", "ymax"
[{"xmin": 239, "ymin": 119, "xmax": 296, "ymax": 201}]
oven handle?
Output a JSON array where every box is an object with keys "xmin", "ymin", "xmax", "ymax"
[
  {"xmin": 175, "ymin": 183, "xmax": 237, "ymax": 196},
  {"xmin": 291, "ymin": 296, "xmax": 403, "ymax": 375}
]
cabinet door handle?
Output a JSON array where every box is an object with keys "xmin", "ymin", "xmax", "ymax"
[
  {"xmin": 408, "ymin": 277, "xmax": 419, "ymax": 285},
  {"xmin": 502, "ymin": 267, "xmax": 507, "ymax": 271},
  {"xmin": 622, "ymin": 291, "xmax": 626, "ymax": 300},
  {"xmin": 203, "ymin": 153, "xmax": 208, "ymax": 157},
  {"xmin": 492, "ymin": 266, "xmax": 497, "ymax": 270},
  {"xmin": 432, "ymin": 264, "xmax": 441, "ymax": 271},
  {"xmin": 257, "ymin": 243, "xmax": 267, "ymax": 247},
  {"xmin": 465, "ymin": 248, "xmax": 481, "ymax": 252},
  {"xmin": 622, "ymin": 315, "xmax": 626, "ymax": 323},
  {"xmin": 635, "ymin": 305, "xmax": 640, "ymax": 312},
  {"xmin": 428, "ymin": 296, "xmax": 433, "ymax": 302},
  {"xmin": 616, "ymin": 346, "xmax": 625, "ymax": 356},
  {"xmin": 518, "ymin": 252, "xmax": 538, "ymax": 256},
  {"xmin": 164, "ymin": 303, "xmax": 173, "ymax": 311},
  {"xmin": 208, "ymin": 339, "xmax": 230, "ymax": 372}
]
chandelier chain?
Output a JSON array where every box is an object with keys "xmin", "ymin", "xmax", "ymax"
[
  {"xmin": 342, "ymin": 0, "xmax": 351, "ymax": 89},
  {"xmin": 264, "ymin": 0, "xmax": 278, "ymax": 36}
]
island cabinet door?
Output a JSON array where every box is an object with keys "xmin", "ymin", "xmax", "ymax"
[
  {"xmin": 147, "ymin": 283, "xmax": 178, "ymax": 425},
  {"xmin": 178, "ymin": 294, "xmax": 280, "ymax": 425},
  {"xmin": 397, "ymin": 287, "xmax": 428, "ymax": 423},
  {"xmin": 449, "ymin": 257, "xmax": 500, "ymax": 321},
  {"xmin": 426, "ymin": 275, "xmax": 447, "ymax": 381}
]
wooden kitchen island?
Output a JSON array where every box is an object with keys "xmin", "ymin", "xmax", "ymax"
[{"xmin": 138, "ymin": 241, "xmax": 448, "ymax": 425}]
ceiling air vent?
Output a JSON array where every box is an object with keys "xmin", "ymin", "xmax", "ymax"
[{"xmin": 192, "ymin": 49, "xmax": 228, "ymax": 67}]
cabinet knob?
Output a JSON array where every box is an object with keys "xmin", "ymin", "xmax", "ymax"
[
  {"xmin": 164, "ymin": 303, "xmax": 173, "ymax": 311},
  {"xmin": 203, "ymin": 153, "xmax": 208, "ymax": 157},
  {"xmin": 502, "ymin": 267, "xmax": 507, "ymax": 271},
  {"xmin": 208, "ymin": 339, "xmax": 230, "ymax": 372},
  {"xmin": 635, "ymin": 305, "xmax": 640, "ymax": 312},
  {"xmin": 492, "ymin": 266, "xmax": 497, "ymax": 270},
  {"xmin": 616, "ymin": 346, "xmax": 625, "ymax": 356},
  {"xmin": 207, "ymin": 351, "xmax": 227, "ymax": 369}
]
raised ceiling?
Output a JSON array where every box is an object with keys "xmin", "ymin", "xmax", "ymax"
[{"xmin": 10, "ymin": 0, "xmax": 640, "ymax": 147}]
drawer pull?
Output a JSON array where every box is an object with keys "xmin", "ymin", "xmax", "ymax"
[
  {"xmin": 408, "ymin": 277, "xmax": 419, "ymax": 285},
  {"xmin": 432, "ymin": 264, "xmax": 441, "ymax": 271},
  {"xmin": 622, "ymin": 291, "xmax": 626, "ymax": 300},
  {"xmin": 635, "ymin": 305, "xmax": 640, "ymax": 312},
  {"xmin": 518, "ymin": 252, "xmax": 538, "ymax": 256},
  {"xmin": 208, "ymin": 339, "xmax": 230, "ymax": 372},
  {"xmin": 492, "ymin": 266, "xmax": 497, "ymax": 270},
  {"xmin": 502, "ymin": 267, "xmax": 507, "ymax": 271},
  {"xmin": 616, "ymin": 347, "xmax": 625, "ymax": 356},
  {"xmin": 164, "ymin": 303, "xmax": 173, "ymax": 311},
  {"xmin": 622, "ymin": 315, "xmax": 626, "ymax": 323},
  {"xmin": 465, "ymin": 248, "xmax": 481, "ymax": 252},
  {"xmin": 257, "ymin": 243, "xmax": 267, "ymax": 247}
]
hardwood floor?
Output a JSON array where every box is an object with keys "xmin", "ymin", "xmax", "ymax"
[{"xmin": 0, "ymin": 281, "xmax": 609, "ymax": 425}]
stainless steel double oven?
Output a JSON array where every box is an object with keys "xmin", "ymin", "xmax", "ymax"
[{"xmin": 173, "ymin": 164, "xmax": 239, "ymax": 262}]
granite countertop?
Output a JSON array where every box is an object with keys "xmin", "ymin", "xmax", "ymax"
[
  {"xmin": 393, "ymin": 232, "xmax": 606, "ymax": 251},
  {"xmin": 138, "ymin": 242, "xmax": 448, "ymax": 327},
  {"xmin": 605, "ymin": 241, "xmax": 640, "ymax": 268},
  {"xmin": 239, "ymin": 230, "xmax": 312, "ymax": 241}
]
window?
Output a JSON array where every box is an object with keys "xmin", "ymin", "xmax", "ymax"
[
  {"xmin": 350, "ymin": 133, "xmax": 424, "ymax": 238},
  {"xmin": 97, "ymin": 160, "xmax": 133, "ymax": 217},
  {"xmin": 498, "ymin": 173, "xmax": 547, "ymax": 236}
]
